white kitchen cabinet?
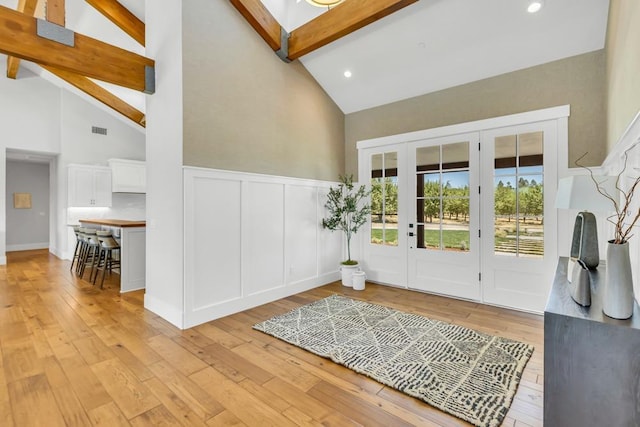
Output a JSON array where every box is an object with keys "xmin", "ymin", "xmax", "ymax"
[
  {"xmin": 108, "ymin": 158, "xmax": 146, "ymax": 193},
  {"xmin": 68, "ymin": 165, "xmax": 112, "ymax": 207}
]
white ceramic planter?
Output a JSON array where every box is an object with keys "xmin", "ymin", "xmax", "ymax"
[
  {"xmin": 340, "ymin": 264, "xmax": 360, "ymax": 287},
  {"xmin": 352, "ymin": 271, "xmax": 366, "ymax": 290}
]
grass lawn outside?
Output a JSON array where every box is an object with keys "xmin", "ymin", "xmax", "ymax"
[{"xmin": 371, "ymin": 228, "xmax": 470, "ymax": 251}]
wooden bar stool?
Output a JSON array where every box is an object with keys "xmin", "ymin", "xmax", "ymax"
[
  {"xmin": 91, "ymin": 231, "xmax": 112, "ymax": 284},
  {"xmin": 69, "ymin": 226, "xmax": 82, "ymax": 272},
  {"xmin": 95, "ymin": 234, "xmax": 120, "ymax": 289},
  {"xmin": 75, "ymin": 228, "xmax": 90, "ymax": 275},
  {"xmin": 79, "ymin": 229, "xmax": 100, "ymax": 280}
]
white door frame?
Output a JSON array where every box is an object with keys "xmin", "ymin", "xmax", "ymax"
[{"xmin": 357, "ymin": 105, "xmax": 570, "ymax": 312}]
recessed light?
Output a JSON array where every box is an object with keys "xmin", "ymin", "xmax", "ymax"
[
  {"xmin": 527, "ymin": 0, "xmax": 543, "ymax": 13},
  {"xmin": 344, "ymin": 70, "xmax": 352, "ymax": 78},
  {"xmin": 305, "ymin": 0, "xmax": 345, "ymax": 7}
]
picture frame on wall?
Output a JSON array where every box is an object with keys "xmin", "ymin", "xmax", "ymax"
[{"xmin": 13, "ymin": 193, "xmax": 32, "ymax": 209}]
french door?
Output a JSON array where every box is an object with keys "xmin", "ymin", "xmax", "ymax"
[
  {"xmin": 407, "ymin": 134, "xmax": 480, "ymax": 300},
  {"xmin": 480, "ymin": 121, "xmax": 557, "ymax": 311},
  {"xmin": 358, "ymin": 113, "xmax": 562, "ymax": 313},
  {"xmin": 360, "ymin": 146, "xmax": 408, "ymax": 286}
]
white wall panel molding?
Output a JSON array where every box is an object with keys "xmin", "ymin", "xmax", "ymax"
[
  {"xmin": 183, "ymin": 167, "xmax": 341, "ymax": 328},
  {"xmin": 599, "ymin": 110, "xmax": 640, "ymax": 305},
  {"xmin": 357, "ymin": 105, "xmax": 571, "ymax": 149},
  {"xmin": 602, "ymin": 110, "xmax": 640, "ymax": 171}
]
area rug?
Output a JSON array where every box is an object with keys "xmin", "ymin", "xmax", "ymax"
[{"xmin": 253, "ymin": 295, "xmax": 533, "ymax": 427}]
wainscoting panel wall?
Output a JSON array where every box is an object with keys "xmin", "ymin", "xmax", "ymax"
[
  {"xmin": 286, "ymin": 184, "xmax": 320, "ymax": 285},
  {"xmin": 245, "ymin": 181, "xmax": 285, "ymax": 296},
  {"xmin": 189, "ymin": 176, "xmax": 243, "ymax": 310},
  {"xmin": 184, "ymin": 167, "xmax": 341, "ymax": 328},
  {"xmin": 600, "ymin": 111, "xmax": 640, "ymax": 305}
]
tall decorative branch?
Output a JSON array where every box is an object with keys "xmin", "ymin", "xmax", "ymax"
[{"xmin": 575, "ymin": 141, "xmax": 640, "ymax": 244}]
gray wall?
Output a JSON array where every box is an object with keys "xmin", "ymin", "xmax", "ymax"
[
  {"xmin": 6, "ymin": 160, "xmax": 49, "ymax": 250},
  {"xmin": 181, "ymin": 0, "xmax": 345, "ymax": 182},
  {"xmin": 345, "ymin": 50, "xmax": 606, "ymax": 177},
  {"xmin": 606, "ymin": 0, "xmax": 640, "ymax": 151}
]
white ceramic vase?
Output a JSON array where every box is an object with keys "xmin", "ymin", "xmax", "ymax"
[{"xmin": 603, "ymin": 241, "xmax": 634, "ymax": 319}]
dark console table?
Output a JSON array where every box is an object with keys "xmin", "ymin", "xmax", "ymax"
[{"xmin": 544, "ymin": 257, "xmax": 640, "ymax": 426}]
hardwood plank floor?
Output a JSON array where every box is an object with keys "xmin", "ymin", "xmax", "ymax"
[{"xmin": 0, "ymin": 249, "xmax": 543, "ymax": 426}]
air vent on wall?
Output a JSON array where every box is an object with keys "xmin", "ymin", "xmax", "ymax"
[{"xmin": 92, "ymin": 126, "xmax": 108, "ymax": 135}]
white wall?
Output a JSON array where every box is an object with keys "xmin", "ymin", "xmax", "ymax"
[
  {"xmin": 5, "ymin": 161, "xmax": 50, "ymax": 251},
  {"xmin": 144, "ymin": 0, "xmax": 185, "ymax": 328},
  {"xmin": 57, "ymin": 91, "xmax": 145, "ymax": 259},
  {"xmin": 183, "ymin": 167, "xmax": 341, "ymax": 328}
]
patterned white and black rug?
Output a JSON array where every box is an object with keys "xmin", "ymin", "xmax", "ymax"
[{"xmin": 253, "ymin": 295, "xmax": 534, "ymax": 427}]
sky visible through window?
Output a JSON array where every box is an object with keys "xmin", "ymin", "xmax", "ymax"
[{"xmin": 495, "ymin": 166, "xmax": 543, "ymax": 188}]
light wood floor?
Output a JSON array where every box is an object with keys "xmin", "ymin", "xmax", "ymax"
[{"xmin": 0, "ymin": 249, "xmax": 543, "ymax": 426}]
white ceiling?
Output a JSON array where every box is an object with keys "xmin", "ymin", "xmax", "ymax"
[
  {"xmin": 286, "ymin": 0, "xmax": 611, "ymax": 114},
  {"xmin": 1, "ymin": 0, "xmax": 610, "ymax": 121}
]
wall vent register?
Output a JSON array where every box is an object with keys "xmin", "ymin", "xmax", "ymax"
[{"xmin": 92, "ymin": 126, "xmax": 108, "ymax": 135}]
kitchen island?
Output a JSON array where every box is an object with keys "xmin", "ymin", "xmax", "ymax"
[{"xmin": 79, "ymin": 219, "xmax": 146, "ymax": 293}]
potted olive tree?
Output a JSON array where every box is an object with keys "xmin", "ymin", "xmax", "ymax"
[{"xmin": 322, "ymin": 175, "xmax": 371, "ymax": 286}]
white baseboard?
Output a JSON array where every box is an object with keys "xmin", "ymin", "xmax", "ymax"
[
  {"xmin": 0, "ymin": 256, "xmax": 5, "ymax": 265},
  {"xmin": 6, "ymin": 243, "xmax": 49, "ymax": 252},
  {"xmin": 183, "ymin": 272, "xmax": 340, "ymax": 329},
  {"xmin": 49, "ymin": 247, "xmax": 63, "ymax": 260},
  {"xmin": 144, "ymin": 294, "xmax": 184, "ymax": 329}
]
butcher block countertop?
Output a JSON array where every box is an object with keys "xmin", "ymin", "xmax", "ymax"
[{"xmin": 79, "ymin": 219, "xmax": 146, "ymax": 228}]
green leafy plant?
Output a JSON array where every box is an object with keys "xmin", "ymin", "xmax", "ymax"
[{"xmin": 322, "ymin": 175, "xmax": 371, "ymax": 265}]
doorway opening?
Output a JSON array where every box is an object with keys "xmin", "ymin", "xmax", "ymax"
[{"xmin": 5, "ymin": 149, "xmax": 57, "ymax": 263}]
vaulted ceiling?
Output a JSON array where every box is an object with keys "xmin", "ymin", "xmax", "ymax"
[
  {"xmin": 0, "ymin": 0, "xmax": 610, "ymax": 128},
  {"xmin": 261, "ymin": 0, "xmax": 610, "ymax": 113}
]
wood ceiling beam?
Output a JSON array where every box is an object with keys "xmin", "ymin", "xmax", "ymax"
[
  {"xmin": 230, "ymin": 0, "xmax": 281, "ymax": 51},
  {"xmin": 0, "ymin": 5, "xmax": 154, "ymax": 92},
  {"xmin": 6, "ymin": 0, "xmax": 39, "ymax": 79},
  {"xmin": 46, "ymin": 0, "xmax": 65, "ymax": 26},
  {"xmin": 288, "ymin": 0, "xmax": 418, "ymax": 60},
  {"xmin": 85, "ymin": 0, "xmax": 145, "ymax": 46},
  {"xmin": 43, "ymin": 65, "xmax": 145, "ymax": 127}
]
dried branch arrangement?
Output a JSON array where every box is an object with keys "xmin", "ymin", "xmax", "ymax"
[
  {"xmin": 576, "ymin": 141, "xmax": 640, "ymax": 244},
  {"xmin": 575, "ymin": 141, "xmax": 640, "ymax": 244}
]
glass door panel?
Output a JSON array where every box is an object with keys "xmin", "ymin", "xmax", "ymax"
[
  {"xmin": 370, "ymin": 152, "xmax": 399, "ymax": 246},
  {"xmin": 415, "ymin": 142, "xmax": 470, "ymax": 252},
  {"xmin": 361, "ymin": 145, "xmax": 408, "ymax": 287},
  {"xmin": 493, "ymin": 132, "xmax": 544, "ymax": 258}
]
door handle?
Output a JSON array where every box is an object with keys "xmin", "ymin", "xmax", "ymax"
[{"xmin": 408, "ymin": 232, "xmax": 414, "ymax": 237}]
